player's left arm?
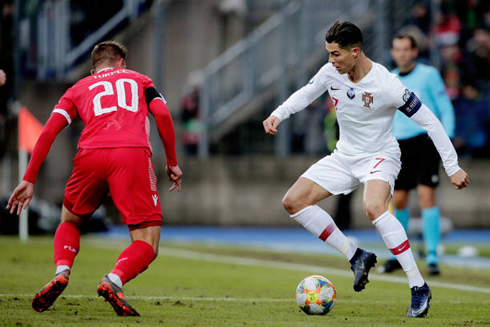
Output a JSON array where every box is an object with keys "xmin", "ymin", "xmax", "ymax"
[
  {"xmin": 387, "ymin": 73, "xmax": 468, "ymax": 190},
  {"xmin": 429, "ymin": 69, "xmax": 455, "ymax": 138},
  {"xmin": 399, "ymin": 96, "xmax": 469, "ymax": 189},
  {"xmin": 146, "ymin": 87, "xmax": 182, "ymax": 192}
]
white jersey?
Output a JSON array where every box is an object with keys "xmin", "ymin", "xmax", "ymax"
[{"xmin": 271, "ymin": 62, "xmax": 460, "ymax": 176}]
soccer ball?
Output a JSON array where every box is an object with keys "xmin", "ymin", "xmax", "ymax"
[{"xmin": 295, "ymin": 275, "xmax": 336, "ymax": 315}]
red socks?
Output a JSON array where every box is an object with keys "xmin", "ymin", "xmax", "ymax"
[
  {"xmin": 53, "ymin": 222, "xmax": 81, "ymax": 267},
  {"xmin": 54, "ymin": 222, "xmax": 154, "ymax": 286},
  {"xmin": 111, "ymin": 240, "xmax": 155, "ymax": 285}
]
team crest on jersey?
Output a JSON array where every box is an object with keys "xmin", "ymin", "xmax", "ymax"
[
  {"xmin": 362, "ymin": 92, "xmax": 373, "ymax": 108},
  {"xmin": 347, "ymin": 87, "xmax": 355, "ymax": 99},
  {"xmin": 402, "ymin": 89, "xmax": 411, "ymax": 102}
]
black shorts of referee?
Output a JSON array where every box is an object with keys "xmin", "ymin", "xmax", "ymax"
[{"xmin": 395, "ymin": 133, "xmax": 441, "ymax": 190}]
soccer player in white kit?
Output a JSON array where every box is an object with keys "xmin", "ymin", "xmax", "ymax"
[{"xmin": 263, "ymin": 21, "xmax": 469, "ymax": 318}]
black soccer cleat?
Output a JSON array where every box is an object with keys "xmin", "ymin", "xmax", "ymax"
[
  {"xmin": 407, "ymin": 282, "xmax": 431, "ymax": 318},
  {"xmin": 377, "ymin": 259, "xmax": 402, "ymax": 274},
  {"xmin": 427, "ymin": 263, "xmax": 440, "ymax": 276},
  {"xmin": 97, "ymin": 275, "xmax": 140, "ymax": 316},
  {"xmin": 32, "ymin": 269, "xmax": 70, "ymax": 312},
  {"xmin": 349, "ymin": 248, "xmax": 377, "ymax": 292}
]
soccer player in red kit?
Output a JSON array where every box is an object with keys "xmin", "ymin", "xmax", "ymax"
[{"xmin": 7, "ymin": 41, "xmax": 182, "ymax": 316}]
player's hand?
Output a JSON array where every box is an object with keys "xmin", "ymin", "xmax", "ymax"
[
  {"xmin": 6, "ymin": 181, "xmax": 34, "ymax": 215},
  {"xmin": 449, "ymin": 168, "xmax": 469, "ymax": 190},
  {"xmin": 166, "ymin": 164, "xmax": 182, "ymax": 192},
  {"xmin": 263, "ymin": 115, "xmax": 281, "ymax": 135}
]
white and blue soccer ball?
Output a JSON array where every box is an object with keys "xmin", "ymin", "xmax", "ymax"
[{"xmin": 295, "ymin": 275, "xmax": 336, "ymax": 315}]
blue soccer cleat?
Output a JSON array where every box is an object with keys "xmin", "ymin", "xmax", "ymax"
[
  {"xmin": 349, "ymin": 248, "xmax": 377, "ymax": 292},
  {"xmin": 407, "ymin": 282, "xmax": 431, "ymax": 318}
]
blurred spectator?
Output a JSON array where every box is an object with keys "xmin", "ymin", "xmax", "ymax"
[
  {"xmin": 434, "ymin": 2, "xmax": 462, "ymax": 47},
  {"xmin": 453, "ymin": 81, "xmax": 488, "ymax": 157},
  {"xmin": 402, "ymin": 1, "xmax": 432, "ymax": 35},
  {"xmin": 323, "ymin": 96, "xmax": 337, "ymax": 154},
  {"xmin": 0, "ymin": 69, "xmax": 5, "ymax": 87},
  {"xmin": 440, "ymin": 43, "xmax": 468, "ymax": 100},
  {"xmin": 465, "ymin": 28, "xmax": 490, "ymax": 87},
  {"xmin": 181, "ymin": 86, "xmax": 201, "ymax": 156},
  {"xmin": 0, "ymin": 1, "xmax": 14, "ymax": 160}
]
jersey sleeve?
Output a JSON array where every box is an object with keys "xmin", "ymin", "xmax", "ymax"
[
  {"xmin": 409, "ymin": 103, "xmax": 460, "ymax": 176},
  {"xmin": 145, "ymin": 86, "xmax": 167, "ymax": 107},
  {"xmin": 386, "ymin": 73, "xmax": 413, "ymax": 110},
  {"xmin": 148, "ymin": 96, "xmax": 178, "ymax": 166},
  {"xmin": 52, "ymin": 87, "xmax": 78, "ymax": 125},
  {"xmin": 270, "ymin": 64, "xmax": 329, "ymax": 121},
  {"xmin": 428, "ymin": 68, "xmax": 455, "ymax": 138},
  {"xmin": 23, "ymin": 113, "xmax": 68, "ymax": 183},
  {"xmin": 387, "ymin": 73, "xmax": 424, "ymax": 118}
]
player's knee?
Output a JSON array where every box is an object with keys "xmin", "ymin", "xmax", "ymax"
[
  {"xmin": 282, "ymin": 194, "xmax": 299, "ymax": 215},
  {"xmin": 363, "ymin": 201, "xmax": 385, "ymax": 220}
]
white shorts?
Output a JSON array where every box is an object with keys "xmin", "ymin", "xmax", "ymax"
[{"xmin": 301, "ymin": 150, "xmax": 401, "ymax": 195}]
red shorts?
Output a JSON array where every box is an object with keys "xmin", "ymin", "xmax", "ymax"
[{"xmin": 63, "ymin": 147, "xmax": 163, "ymax": 227}]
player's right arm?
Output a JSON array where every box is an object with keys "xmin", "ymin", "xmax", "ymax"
[
  {"xmin": 263, "ymin": 65, "xmax": 329, "ymax": 134},
  {"xmin": 7, "ymin": 112, "xmax": 68, "ymax": 215}
]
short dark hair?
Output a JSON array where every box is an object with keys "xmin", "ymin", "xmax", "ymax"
[
  {"xmin": 325, "ymin": 21, "xmax": 363, "ymax": 50},
  {"xmin": 393, "ymin": 33, "xmax": 418, "ymax": 49},
  {"xmin": 91, "ymin": 41, "xmax": 127, "ymax": 69}
]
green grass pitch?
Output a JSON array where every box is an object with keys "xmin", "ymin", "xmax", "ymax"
[{"xmin": 1, "ymin": 236, "xmax": 489, "ymax": 326}]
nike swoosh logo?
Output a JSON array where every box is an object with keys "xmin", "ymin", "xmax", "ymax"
[
  {"xmin": 330, "ymin": 87, "xmax": 340, "ymax": 90},
  {"xmin": 370, "ymin": 170, "xmax": 381, "ymax": 174},
  {"xmin": 411, "ymin": 299, "xmax": 429, "ymax": 315},
  {"xmin": 398, "ymin": 242, "xmax": 409, "ymax": 252}
]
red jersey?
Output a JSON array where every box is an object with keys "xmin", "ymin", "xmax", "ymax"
[
  {"xmin": 54, "ymin": 68, "xmax": 158, "ymax": 150},
  {"xmin": 23, "ymin": 67, "xmax": 177, "ymax": 184}
]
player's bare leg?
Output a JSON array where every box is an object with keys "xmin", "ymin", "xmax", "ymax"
[
  {"xmin": 283, "ymin": 177, "xmax": 374, "ymax": 291},
  {"xmin": 366, "ymin": 180, "xmax": 431, "ymax": 317},
  {"xmin": 32, "ymin": 206, "xmax": 83, "ymax": 312},
  {"xmin": 97, "ymin": 225, "xmax": 160, "ymax": 316}
]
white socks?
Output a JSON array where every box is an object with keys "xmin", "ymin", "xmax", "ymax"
[
  {"xmin": 291, "ymin": 205, "xmax": 358, "ymax": 261},
  {"xmin": 55, "ymin": 265, "xmax": 70, "ymax": 275},
  {"xmin": 373, "ymin": 211, "xmax": 425, "ymax": 288},
  {"xmin": 108, "ymin": 273, "xmax": 123, "ymax": 288}
]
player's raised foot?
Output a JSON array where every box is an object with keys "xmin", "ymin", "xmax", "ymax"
[
  {"xmin": 32, "ymin": 269, "xmax": 70, "ymax": 312},
  {"xmin": 427, "ymin": 263, "xmax": 440, "ymax": 276},
  {"xmin": 377, "ymin": 259, "xmax": 402, "ymax": 274},
  {"xmin": 97, "ymin": 275, "xmax": 140, "ymax": 316},
  {"xmin": 407, "ymin": 282, "xmax": 431, "ymax": 318},
  {"xmin": 349, "ymin": 248, "xmax": 377, "ymax": 292}
]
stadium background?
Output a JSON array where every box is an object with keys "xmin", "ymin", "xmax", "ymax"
[{"xmin": 0, "ymin": 0, "xmax": 489, "ymax": 233}]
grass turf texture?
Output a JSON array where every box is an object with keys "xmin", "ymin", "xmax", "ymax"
[{"xmin": 0, "ymin": 236, "xmax": 489, "ymax": 326}]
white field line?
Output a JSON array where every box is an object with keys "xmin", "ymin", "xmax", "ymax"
[
  {"xmin": 0, "ymin": 293, "xmax": 401, "ymax": 304},
  {"xmin": 161, "ymin": 248, "xmax": 490, "ymax": 294}
]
